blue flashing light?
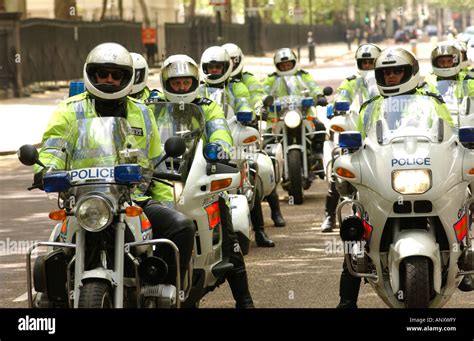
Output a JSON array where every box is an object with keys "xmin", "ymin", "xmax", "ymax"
[
  {"xmin": 114, "ymin": 164, "xmax": 142, "ymax": 184},
  {"xmin": 69, "ymin": 81, "xmax": 85, "ymax": 97},
  {"xmin": 203, "ymin": 143, "xmax": 221, "ymax": 162},
  {"xmin": 339, "ymin": 132, "xmax": 362, "ymax": 149},
  {"xmin": 335, "ymin": 101, "xmax": 350, "ymax": 112},
  {"xmin": 43, "ymin": 172, "xmax": 71, "ymax": 193},
  {"xmin": 302, "ymin": 97, "xmax": 314, "ymax": 108},
  {"xmin": 236, "ymin": 111, "xmax": 253, "ymax": 123}
]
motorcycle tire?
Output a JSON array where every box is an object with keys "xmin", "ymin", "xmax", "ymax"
[
  {"xmin": 288, "ymin": 149, "xmax": 304, "ymax": 205},
  {"xmin": 403, "ymin": 256, "xmax": 431, "ymax": 308},
  {"xmin": 78, "ymin": 280, "xmax": 113, "ymax": 308}
]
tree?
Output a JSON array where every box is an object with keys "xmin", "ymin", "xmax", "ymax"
[
  {"xmin": 138, "ymin": 0, "xmax": 150, "ymax": 27},
  {"xmin": 54, "ymin": 0, "xmax": 77, "ymax": 19},
  {"xmin": 100, "ymin": 0, "xmax": 108, "ymax": 20}
]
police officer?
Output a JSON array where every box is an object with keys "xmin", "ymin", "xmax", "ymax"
[
  {"xmin": 222, "ymin": 42, "xmax": 286, "ymax": 229},
  {"xmin": 424, "ymin": 43, "xmax": 474, "ymax": 97},
  {"xmin": 148, "ymin": 54, "xmax": 255, "ymax": 308},
  {"xmin": 129, "ymin": 52, "xmax": 151, "ymax": 102},
  {"xmin": 199, "ymin": 46, "xmax": 276, "ymax": 248},
  {"xmin": 263, "ymin": 48, "xmax": 328, "ymax": 167},
  {"xmin": 338, "ymin": 47, "xmax": 453, "ymax": 308},
  {"xmin": 33, "ymin": 43, "xmax": 195, "ymax": 291},
  {"xmin": 321, "ymin": 43, "xmax": 381, "ymax": 233}
]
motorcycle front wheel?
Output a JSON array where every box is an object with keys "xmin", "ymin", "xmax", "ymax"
[
  {"xmin": 78, "ymin": 280, "xmax": 113, "ymax": 308},
  {"xmin": 288, "ymin": 149, "xmax": 304, "ymax": 205},
  {"xmin": 403, "ymin": 256, "xmax": 431, "ymax": 308}
]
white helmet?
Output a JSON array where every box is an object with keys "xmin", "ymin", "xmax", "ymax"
[
  {"xmin": 200, "ymin": 46, "xmax": 233, "ymax": 85},
  {"xmin": 130, "ymin": 52, "xmax": 149, "ymax": 95},
  {"xmin": 83, "ymin": 42, "xmax": 134, "ymax": 100},
  {"xmin": 222, "ymin": 43, "xmax": 244, "ymax": 77},
  {"xmin": 374, "ymin": 47, "xmax": 420, "ymax": 96},
  {"xmin": 274, "ymin": 48, "xmax": 298, "ymax": 76},
  {"xmin": 431, "ymin": 43, "xmax": 461, "ymax": 78},
  {"xmin": 453, "ymin": 40, "xmax": 469, "ymax": 69},
  {"xmin": 161, "ymin": 54, "xmax": 200, "ymax": 104},
  {"xmin": 355, "ymin": 43, "xmax": 381, "ymax": 77}
]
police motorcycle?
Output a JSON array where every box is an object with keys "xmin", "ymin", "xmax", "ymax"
[
  {"xmin": 333, "ymin": 94, "xmax": 474, "ymax": 308},
  {"xmin": 202, "ymin": 87, "xmax": 274, "ymax": 252},
  {"xmin": 323, "ymin": 75, "xmax": 378, "ymax": 182},
  {"xmin": 149, "ymin": 101, "xmax": 247, "ymax": 306},
  {"xmin": 18, "ymin": 117, "xmax": 187, "ymax": 308},
  {"xmin": 432, "ymin": 80, "xmax": 474, "ymax": 128},
  {"xmin": 264, "ymin": 85, "xmax": 333, "ymax": 204}
]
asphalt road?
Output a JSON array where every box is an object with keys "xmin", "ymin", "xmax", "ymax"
[{"xmin": 1, "ymin": 149, "xmax": 474, "ymax": 309}]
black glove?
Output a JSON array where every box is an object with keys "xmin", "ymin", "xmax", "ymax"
[
  {"xmin": 259, "ymin": 108, "xmax": 268, "ymax": 121},
  {"xmin": 316, "ymin": 96, "xmax": 328, "ymax": 107},
  {"xmin": 33, "ymin": 172, "xmax": 44, "ymax": 191}
]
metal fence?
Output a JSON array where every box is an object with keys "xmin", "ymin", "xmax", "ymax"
[
  {"xmin": 165, "ymin": 17, "xmax": 349, "ymax": 62},
  {"xmin": 19, "ymin": 19, "xmax": 143, "ymax": 88}
]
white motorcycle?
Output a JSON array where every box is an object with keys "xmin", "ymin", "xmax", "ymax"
[
  {"xmin": 432, "ymin": 80, "xmax": 474, "ymax": 128},
  {"xmin": 18, "ymin": 117, "xmax": 186, "ymax": 308},
  {"xmin": 150, "ymin": 101, "xmax": 249, "ymax": 307},
  {"xmin": 200, "ymin": 86, "xmax": 277, "ymax": 252},
  {"xmin": 264, "ymin": 88, "xmax": 331, "ymax": 204},
  {"xmin": 333, "ymin": 94, "xmax": 474, "ymax": 308}
]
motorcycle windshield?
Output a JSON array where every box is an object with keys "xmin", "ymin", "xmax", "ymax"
[
  {"xmin": 436, "ymin": 80, "xmax": 459, "ymax": 114},
  {"xmin": 151, "ymin": 102, "xmax": 205, "ymax": 181},
  {"xmin": 50, "ymin": 117, "xmax": 152, "ymax": 188},
  {"xmin": 274, "ymin": 95, "xmax": 305, "ymax": 111},
  {"xmin": 281, "ymin": 75, "xmax": 310, "ymax": 96},
  {"xmin": 373, "ymin": 95, "xmax": 443, "ymax": 144}
]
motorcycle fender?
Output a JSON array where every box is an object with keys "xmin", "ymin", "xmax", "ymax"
[
  {"xmin": 388, "ymin": 230, "xmax": 442, "ymax": 294},
  {"xmin": 255, "ymin": 153, "xmax": 276, "ymax": 197},
  {"xmin": 287, "ymin": 144, "xmax": 303, "ymax": 152},
  {"xmin": 228, "ymin": 194, "xmax": 251, "ymax": 240},
  {"xmin": 81, "ymin": 269, "xmax": 114, "ymax": 286}
]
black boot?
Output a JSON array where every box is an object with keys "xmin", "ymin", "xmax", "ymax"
[
  {"xmin": 267, "ymin": 188, "xmax": 286, "ymax": 227},
  {"xmin": 458, "ymin": 275, "xmax": 474, "ymax": 292},
  {"xmin": 336, "ymin": 261, "xmax": 361, "ymax": 308},
  {"xmin": 255, "ymin": 228, "xmax": 275, "ymax": 247},
  {"xmin": 321, "ymin": 177, "xmax": 340, "ymax": 233},
  {"xmin": 251, "ymin": 200, "xmax": 275, "ymax": 247},
  {"xmin": 227, "ymin": 250, "xmax": 255, "ymax": 308}
]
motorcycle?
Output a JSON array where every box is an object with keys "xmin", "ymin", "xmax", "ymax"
[
  {"xmin": 149, "ymin": 101, "xmax": 247, "ymax": 307},
  {"xmin": 432, "ymin": 80, "xmax": 474, "ymax": 128},
  {"xmin": 333, "ymin": 94, "xmax": 474, "ymax": 308},
  {"xmin": 323, "ymin": 74, "xmax": 378, "ymax": 182},
  {"xmin": 18, "ymin": 117, "xmax": 187, "ymax": 308},
  {"xmin": 199, "ymin": 86, "xmax": 276, "ymax": 253},
  {"xmin": 264, "ymin": 86, "xmax": 332, "ymax": 204}
]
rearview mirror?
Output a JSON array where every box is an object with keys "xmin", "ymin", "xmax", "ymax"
[
  {"xmin": 17, "ymin": 145, "xmax": 41, "ymax": 166},
  {"xmin": 323, "ymin": 86, "xmax": 333, "ymax": 96},
  {"xmin": 164, "ymin": 136, "xmax": 186, "ymax": 158}
]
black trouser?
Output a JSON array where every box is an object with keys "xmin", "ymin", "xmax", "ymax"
[
  {"xmin": 338, "ymin": 258, "xmax": 361, "ymax": 308},
  {"xmin": 325, "ymin": 174, "xmax": 340, "ymax": 216},
  {"xmin": 311, "ymin": 118, "xmax": 326, "ymax": 155},
  {"xmin": 218, "ymin": 196, "xmax": 253, "ymax": 306},
  {"xmin": 139, "ymin": 200, "xmax": 196, "ymax": 286}
]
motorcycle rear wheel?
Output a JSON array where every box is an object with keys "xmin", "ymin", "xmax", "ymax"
[{"xmin": 78, "ymin": 280, "xmax": 113, "ymax": 308}]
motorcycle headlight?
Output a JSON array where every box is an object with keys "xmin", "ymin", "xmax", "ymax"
[
  {"xmin": 284, "ymin": 110, "xmax": 301, "ymax": 128},
  {"xmin": 392, "ymin": 169, "xmax": 432, "ymax": 195},
  {"xmin": 76, "ymin": 195, "xmax": 113, "ymax": 232}
]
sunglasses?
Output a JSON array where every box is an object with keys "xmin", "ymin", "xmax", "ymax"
[
  {"xmin": 96, "ymin": 69, "xmax": 124, "ymax": 80},
  {"xmin": 383, "ymin": 68, "xmax": 404, "ymax": 76}
]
